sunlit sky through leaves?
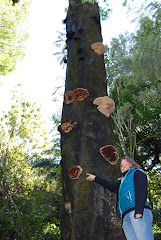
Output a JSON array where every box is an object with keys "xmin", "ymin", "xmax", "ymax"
[{"xmin": 0, "ymin": 0, "xmax": 143, "ymax": 135}]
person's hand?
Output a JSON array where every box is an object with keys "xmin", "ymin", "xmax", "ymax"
[
  {"xmin": 86, "ymin": 173, "xmax": 96, "ymax": 181},
  {"xmin": 135, "ymin": 214, "xmax": 142, "ymax": 219}
]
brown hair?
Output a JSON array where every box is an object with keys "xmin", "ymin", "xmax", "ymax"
[{"xmin": 120, "ymin": 156, "xmax": 140, "ymax": 169}]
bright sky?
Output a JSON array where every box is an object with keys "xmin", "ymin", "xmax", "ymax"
[{"xmin": 0, "ymin": 0, "xmax": 143, "ymax": 135}]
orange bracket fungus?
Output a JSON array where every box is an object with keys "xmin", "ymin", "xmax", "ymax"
[
  {"xmin": 68, "ymin": 165, "xmax": 83, "ymax": 179},
  {"xmin": 100, "ymin": 145, "xmax": 119, "ymax": 165},
  {"xmin": 73, "ymin": 88, "xmax": 89, "ymax": 101},
  {"xmin": 64, "ymin": 91, "xmax": 76, "ymax": 104},
  {"xmin": 58, "ymin": 120, "xmax": 78, "ymax": 134},
  {"xmin": 91, "ymin": 42, "xmax": 106, "ymax": 55},
  {"xmin": 64, "ymin": 88, "xmax": 89, "ymax": 104},
  {"xmin": 93, "ymin": 96, "xmax": 115, "ymax": 117}
]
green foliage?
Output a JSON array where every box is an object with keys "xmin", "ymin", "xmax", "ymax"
[
  {"xmin": 54, "ymin": 30, "xmax": 67, "ymax": 66},
  {"xmin": 0, "ymin": 0, "xmax": 30, "ymax": 76},
  {"xmin": 106, "ymin": 5, "xmax": 161, "ymax": 167},
  {"xmin": 106, "ymin": 3, "xmax": 161, "ymax": 235},
  {"xmin": 122, "ymin": 0, "xmax": 127, "ymax": 7},
  {"xmin": 98, "ymin": 0, "xmax": 112, "ymax": 21},
  {"xmin": 82, "ymin": 0, "xmax": 97, "ymax": 4},
  {"xmin": 0, "ymin": 87, "xmax": 61, "ymax": 239},
  {"xmin": 148, "ymin": 169, "xmax": 161, "ymax": 239},
  {"xmin": 99, "ymin": 6, "xmax": 111, "ymax": 20}
]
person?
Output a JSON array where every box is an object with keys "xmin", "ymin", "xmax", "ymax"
[{"xmin": 86, "ymin": 156, "xmax": 154, "ymax": 240}]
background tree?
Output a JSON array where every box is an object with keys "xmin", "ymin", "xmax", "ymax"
[
  {"xmin": 61, "ymin": 1, "xmax": 125, "ymax": 239},
  {"xmin": 106, "ymin": 1, "xmax": 161, "ymax": 166},
  {"xmin": 0, "ymin": 0, "xmax": 30, "ymax": 76},
  {"xmin": 0, "ymin": 87, "xmax": 62, "ymax": 239},
  {"xmin": 105, "ymin": 1, "xmax": 161, "ymax": 238}
]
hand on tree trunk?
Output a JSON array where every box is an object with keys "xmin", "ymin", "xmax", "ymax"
[{"xmin": 86, "ymin": 173, "xmax": 96, "ymax": 181}]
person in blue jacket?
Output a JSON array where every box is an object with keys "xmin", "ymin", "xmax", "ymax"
[{"xmin": 86, "ymin": 156, "xmax": 154, "ymax": 240}]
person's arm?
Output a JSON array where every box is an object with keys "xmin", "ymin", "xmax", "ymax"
[
  {"xmin": 134, "ymin": 170, "xmax": 148, "ymax": 218},
  {"xmin": 86, "ymin": 173, "xmax": 120, "ymax": 193}
]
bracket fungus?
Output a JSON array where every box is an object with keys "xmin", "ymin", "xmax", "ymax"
[
  {"xmin": 91, "ymin": 42, "xmax": 106, "ymax": 55},
  {"xmin": 64, "ymin": 88, "xmax": 89, "ymax": 104},
  {"xmin": 93, "ymin": 96, "xmax": 115, "ymax": 117},
  {"xmin": 58, "ymin": 120, "xmax": 78, "ymax": 134},
  {"xmin": 64, "ymin": 91, "xmax": 76, "ymax": 104},
  {"xmin": 100, "ymin": 145, "xmax": 119, "ymax": 165},
  {"xmin": 73, "ymin": 88, "xmax": 89, "ymax": 101},
  {"xmin": 68, "ymin": 165, "xmax": 83, "ymax": 179}
]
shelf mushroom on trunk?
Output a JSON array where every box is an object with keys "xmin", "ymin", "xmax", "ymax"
[
  {"xmin": 73, "ymin": 88, "xmax": 89, "ymax": 101},
  {"xmin": 91, "ymin": 42, "xmax": 106, "ymax": 55},
  {"xmin": 64, "ymin": 88, "xmax": 89, "ymax": 104},
  {"xmin": 68, "ymin": 165, "xmax": 83, "ymax": 179},
  {"xmin": 100, "ymin": 145, "xmax": 119, "ymax": 165},
  {"xmin": 93, "ymin": 96, "xmax": 115, "ymax": 117},
  {"xmin": 58, "ymin": 120, "xmax": 78, "ymax": 134},
  {"xmin": 64, "ymin": 91, "xmax": 76, "ymax": 104}
]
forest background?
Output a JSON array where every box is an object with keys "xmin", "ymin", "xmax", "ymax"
[{"xmin": 0, "ymin": 0, "xmax": 160, "ymax": 239}]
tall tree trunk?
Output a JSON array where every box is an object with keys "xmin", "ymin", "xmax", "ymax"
[{"xmin": 61, "ymin": 1, "xmax": 125, "ymax": 239}]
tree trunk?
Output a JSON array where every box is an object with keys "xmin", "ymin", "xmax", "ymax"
[{"xmin": 61, "ymin": 1, "xmax": 125, "ymax": 239}]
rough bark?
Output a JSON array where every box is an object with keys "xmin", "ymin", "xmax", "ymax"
[{"xmin": 61, "ymin": 1, "xmax": 125, "ymax": 239}]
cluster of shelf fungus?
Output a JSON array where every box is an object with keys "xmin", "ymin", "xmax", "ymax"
[{"xmin": 58, "ymin": 42, "xmax": 119, "ymax": 180}]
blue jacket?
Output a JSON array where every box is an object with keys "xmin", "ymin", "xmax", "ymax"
[{"xmin": 117, "ymin": 168, "xmax": 150, "ymax": 218}]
